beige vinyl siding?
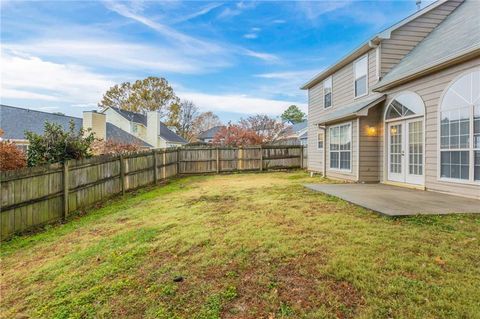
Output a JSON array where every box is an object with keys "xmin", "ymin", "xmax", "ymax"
[
  {"xmin": 379, "ymin": 57, "xmax": 480, "ymax": 199},
  {"xmin": 358, "ymin": 105, "xmax": 383, "ymax": 182},
  {"xmin": 380, "ymin": 0, "xmax": 463, "ymax": 77},
  {"xmin": 325, "ymin": 120, "xmax": 358, "ymax": 181},
  {"xmin": 307, "ymin": 84, "xmax": 324, "ymax": 172},
  {"xmin": 307, "ymin": 48, "xmax": 377, "ymax": 173}
]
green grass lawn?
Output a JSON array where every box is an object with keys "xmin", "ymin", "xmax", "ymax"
[{"xmin": 1, "ymin": 171, "xmax": 479, "ymax": 319}]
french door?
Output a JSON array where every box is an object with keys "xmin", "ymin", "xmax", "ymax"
[{"xmin": 387, "ymin": 118, "xmax": 424, "ymax": 185}]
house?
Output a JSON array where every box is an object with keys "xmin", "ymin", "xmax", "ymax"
[
  {"xmin": 0, "ymin": 104, "xmax": 151, "ymax": 151},
  {"xmin": 101, "ymin": 107, "xmax": 187, "ymax": 148},
  {"xmin": 197, "ymin": 125, "xmax": 225, "ymax": 143},
  {"xmin": 302, "ymin": 0, "xmax": 479, "ymax": 199},
  {"xmin": 275, "ymin": 120, "xmax": 308, "ymax": 146}
]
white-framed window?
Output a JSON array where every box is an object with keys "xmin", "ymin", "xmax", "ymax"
[
  {"xmin": 354, "ymin": 55, "xmax": 368, "ymax": 98},
  {"xmin": 329, "ymin": 123, "xmax": 352, "ymax": 170},
  {"xmin": 317, "ymin": 131, "xmax": 324, "ymax": 149},
  {"xmin": 323, "ymin": 76, "xmax": 332, "ymax": 108},
  {"xmin": 439, "ymin": 69, "xmax": 480, "ymax": 182}
]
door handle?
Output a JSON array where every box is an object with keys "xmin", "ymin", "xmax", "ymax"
[{"xmin": 401, "ymin": 151, "xmax": 405, "ymax": 156}]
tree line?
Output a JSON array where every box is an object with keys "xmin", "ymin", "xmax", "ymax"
[
  {"xmin": 0, "ymin": 76, "xmax": 306, "ymax": 171},
  {"xmin": 99, "ymin": 76, "xmax": 306, "ymax": 146}
]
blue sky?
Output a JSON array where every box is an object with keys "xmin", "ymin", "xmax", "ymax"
[{"xmin": 1, "ymin": 0, "xmax": 424, "ymax": 122}]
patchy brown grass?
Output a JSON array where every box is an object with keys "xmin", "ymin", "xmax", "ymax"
[{"xmin": 1, "ymin": 171, "xmax": 479, "ymax": 319}]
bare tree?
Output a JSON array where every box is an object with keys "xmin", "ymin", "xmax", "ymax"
[
  {"xmin": 176, "ymin": 100, "xmax": 199, "ymax": 142},
  {"xmin": 239, "ymin": 114, "xmax": 290, "ymax": 144},
  {"xmin": 192, "ymin": 111, "xmax": 223, "ymax": 137}
]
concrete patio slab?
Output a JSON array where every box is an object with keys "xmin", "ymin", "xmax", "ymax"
[{"xmin": 304, "ymin": 183, "xmax": 480, "ymax": 216}]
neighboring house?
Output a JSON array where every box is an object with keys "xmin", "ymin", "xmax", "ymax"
[
  {"xmin": 197, "ymin": 126, "xmax": 225, "ymax": 143},
  {"xmin": 102, "ymin": 107, "xmax": 187, "ymax": 148},
  {"xmin": 276, "ymin": 120, "xmax": 308, "ymax": 146},
  {"xmin": 0, "ymin": 104, "xmax": 151, "ymax": 151},
  {"xmin": 302, "ymin": 0, "xmax": 479, "ymax": 199}
]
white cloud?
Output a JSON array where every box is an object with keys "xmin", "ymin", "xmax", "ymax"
[
  {"xmin": 103, "ymin": 1, "xmax": 278, "ymax": 64},
  {"xmin": 272, "ymin": 19, "xmax": 286, "ymax": 24},
  {"xmin": 1, "ymin": 49, "xmax": 113, "ymax": 105},
  {"xmin": 243, "ymin": 33, "xmax": 258, "ymax": 39},
  {"xmin": 173, "ymin": 3, "xmax": 224, "ymax": 23},
  {"xmin": 242, "ymin": 49, "xmax": 279, "ymax": 63},
  {"xmin": 297, "ymin": 1, "xmax": 353, "ymax": 21},
  {"xmin": 103, "ymin": 0, "xmax": 223, "ymax": 54},
  {"xmin": 5, "ymin": 39, "xmax": 229, "ymax": 74},
  {"xmin": 217, "ymin": 1, "xmax": 256, "ymax": 19},
  {"xmin": 255, "ymin": 70, "xmax": 322, "ymax": 80},
  {"xmin": 178, "ymin": 91, "xmax": 307, "ymax": 115}
]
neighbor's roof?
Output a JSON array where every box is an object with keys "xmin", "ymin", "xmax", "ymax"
[
  {"xmin": 316, "ymin": 94, "xmax": 386, "ymax": 125},
  {"xmin": 106, "ymin": 107, "xmax": 187, "ymax": 144},
  {"xmin": 159, "ymin": 122, "xmax": 187, "ymax": 144},
  {"xmin": 0, "ymin": 104, "xmax": 151, "ymax": 147},
  {"xmin": 301, "ymin": 0, "xmax": 452, "ymax": 90},
  {"xmin": 374, "ymin": 0, "xmax": 480, "ymax": 91},
  {"xmin": 291, "ymin": 120, "xmax": 307, "ymax": 133},
  {"xmin": 299, "ymin": 130, "xmax": 308, "ymax": 140},
  {"xmin": 198, "ymin": 126, "xmax": 225, "ymax": 139}
]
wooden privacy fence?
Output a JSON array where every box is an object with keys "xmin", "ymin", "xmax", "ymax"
[{"xmin": 0, "ymin": 145, "xmax": 306, "ymax": 240}]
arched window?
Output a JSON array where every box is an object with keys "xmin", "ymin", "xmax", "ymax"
[
  {"xmin": 386, "ymin": 92, "xmax": 425, "ymax": 120},
  {"xmin": 440, "ymin": 70, "xmax": 480, "ymax": 181}
]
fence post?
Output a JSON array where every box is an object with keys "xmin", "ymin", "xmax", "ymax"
[
  {"xmin": 176, "ymin": 148, "xmax": 180, "ymax": 175},
  {"xmin": 216, "ymin": 147, "xmax": 220, "ymax": 173},
  {"xmin": 300, "ymin": 145, "xmax": 304, "ymax": 169},
  {"xmin": 119, "ymin": 154, "xmax": 125, "ymax": 196},
  {"xmin": 162, "ymin": 150, "xmax": 167, "ymax": 179},
  {"xmin": 238, "ymin": 147, "xmax": 243, "ymax": 171},
  {"xmin": 62, "ymin": 160, "xmax": 69, "ymax": 221},
  {"xmin": 153, "ymin": 149, "xmax": 158, "ymax": 184},
  {"xmin": 259, "ymin": 145, "xmax": 263, "ymax": 172}
]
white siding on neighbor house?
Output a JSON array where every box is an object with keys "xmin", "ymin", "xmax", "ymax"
[
  {"xmin": 380, "ymin": 57, "xmax": 480, "ymax": 199},
  {"xmin": 307, "ymin": 48, "xmax": 378, "ymax": 174},
  {"xmin": 380, "ymin": 0, "xmax": 463, "ymax": 77},
  {"xmin": 104, "ymin": 108, "xmax": 132, "ymax": 133}
]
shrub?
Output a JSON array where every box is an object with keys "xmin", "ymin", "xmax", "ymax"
[
  {"xmin": 91, "ymin": 139, "xmax": 142, "ymax": 155},
  {"xmin": 0, "ymin": 140, "xmax": 27, "ymax": 171},
  {"xmin": 25, "ymin": 121, "xmax": 95, "ymax": 166}
]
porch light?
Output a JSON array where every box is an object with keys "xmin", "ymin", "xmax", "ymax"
[{"xmin": 367, "ymin": 126, "xmax": 377, "ymax": 136}]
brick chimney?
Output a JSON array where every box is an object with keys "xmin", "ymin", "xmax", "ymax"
[
  {"xmin": 146, "ymin": 111, "xmax": 160, "ymax": 147},
  {"xmin": 83, "ymin": 111, "xmax": 106, "ymax": 140}
]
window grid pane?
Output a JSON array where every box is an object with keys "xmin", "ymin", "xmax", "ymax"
[
  {"xmin": 440, "ymin": 70, "xmax": 479, "ymax": 182},
  {"xmin": 329, "ymin": 124, "xmax": 351, "ymax": 170}
]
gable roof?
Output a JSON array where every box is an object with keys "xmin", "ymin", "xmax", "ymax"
[
  {"xmin": 374, "ymin": 0, "xmax": 480, "ymax": 91},
  {"xmin": 198, "ymin": 126, "xmax": 225, "ymax": 139},
  {"xmin": 105, "ymin": 107, "xmax": 187, "ymax": 143},
  {"xmin": 301, "ymin": 0, "xmax": 454, "ymax": 90},
  {"xmin": 0, "ymin": 104, "xmax": 151, "ymax": 147}
]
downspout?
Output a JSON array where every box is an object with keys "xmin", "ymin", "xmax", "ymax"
[{"xmin": 319, "ymin": 124, "xmax": 327, "ymax": 177}]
